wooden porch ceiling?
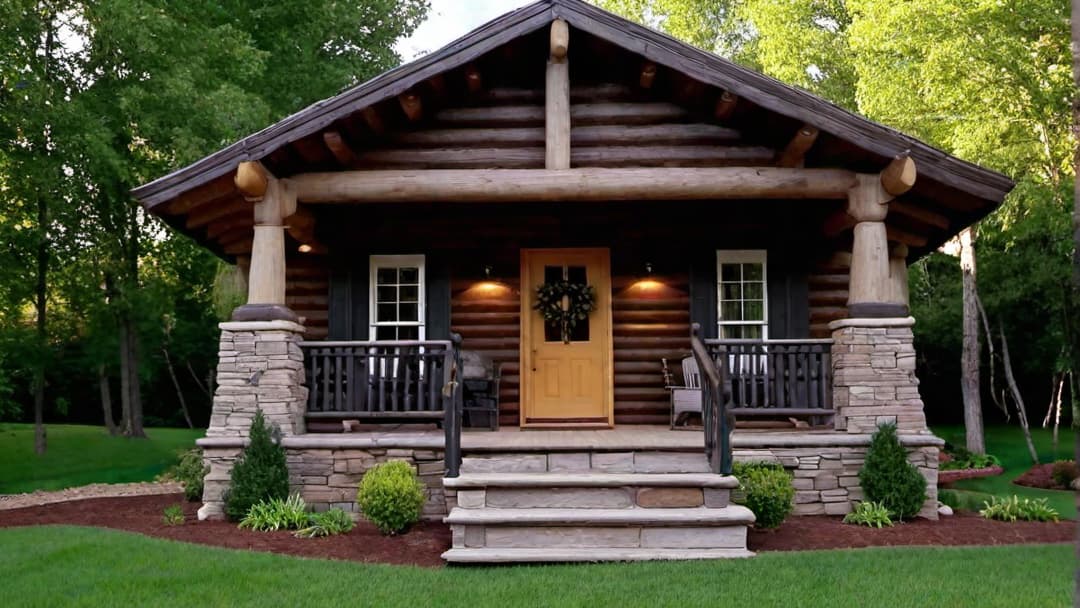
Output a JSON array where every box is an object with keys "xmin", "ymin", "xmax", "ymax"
[{"xmin": 131, "ymin": 0, "xmax": 1014, "ymax": 262}]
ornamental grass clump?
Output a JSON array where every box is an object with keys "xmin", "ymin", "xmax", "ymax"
[
  {"xmin": 357, "ymin": 460, "xmax": 426, "ymax": 534},
  {"xmin": 980, "ymin": 496, "xmax": 1059, "ymax": 523},
  {"xmin": 732, "ymin": 461, "xmax": 794, "ymax": 529},
  {"xmin": 296, "ymin": 508, "xmax": 355, "ymax": 538},
  {"xmin": 239, "ymin": 494, "xmax": 310, "ymax": 531},
  {"xmin": 224, "ymin": 410, "xmax": 290, "ymax": 522},
  {"xmin": 858, "ymin": 423, "xmax": 927, "ymax": 520}
]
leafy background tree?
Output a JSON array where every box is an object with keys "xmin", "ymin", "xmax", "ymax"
[
  {"xmin": 0, "ymin": 1, "xmax": 428, "ymax": 446},
  {"xmin": 599, "ymin": 0, "xmax": 1076, "ymax": 429}
]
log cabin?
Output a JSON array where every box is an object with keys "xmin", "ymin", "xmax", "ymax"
[{"xmin": 133, "ymin": 0, "xmax": 1014, "ymax": 562}]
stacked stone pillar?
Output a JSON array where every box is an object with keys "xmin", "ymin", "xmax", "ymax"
[{"xmin": 198, "ymin": 320, "xmax": 308, "ymax": 520}]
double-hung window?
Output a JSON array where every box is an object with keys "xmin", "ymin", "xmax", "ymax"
[
  {"xmin": 370, "ymin": 255, "xmax": 425, "ymax": 341},
  {"xmin": 716, "ymin": 250, "xmax": 768, "ymax": 340}
]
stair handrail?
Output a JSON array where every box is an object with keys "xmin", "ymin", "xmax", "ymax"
[
  {"xmin": 443, "ymin": 333, "xmax": 464, "ymax": 478},
  {"xmin": 690, "ymin": 323, "xmax": 734, "ymax": 475}
]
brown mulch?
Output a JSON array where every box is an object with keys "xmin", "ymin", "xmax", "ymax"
[
  {"xmin": 1014, "ymin": 463, "xmax": 1073, "ymax": 491},
  {"xmin": 0, "ymin": 493, "xmax": 1071, "ymax": 566},
  {"xmin": 749, "ymin": 512, "xmax": 1073, "ymax": 551}
]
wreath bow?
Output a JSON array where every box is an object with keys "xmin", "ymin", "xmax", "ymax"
[{"xmin": 534, "ymin": 280, "xmax": 597, "ymax": 343}]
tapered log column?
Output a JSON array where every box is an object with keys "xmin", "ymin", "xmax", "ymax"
[
  {"xmin": 888, "ymin": 243, "xmax": 910, "ymax": 308},
  {"xmin": 232, "ymin": 162, "xmax": 298, "ymax": 322},
  {"xmin": 845, "ymin": 174, "xmax": 906, "ymax": 317}
]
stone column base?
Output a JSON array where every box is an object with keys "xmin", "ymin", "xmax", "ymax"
[
  {"xmin": 199, "ymin": 317, "xmax": 308, "ymax": 519},
  {"xmin": 830, "ymin": 317, "xmax": 927, "ymax": 434}
]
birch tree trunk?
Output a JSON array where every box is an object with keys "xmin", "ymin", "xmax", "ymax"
[
  {"xmin": 162, "ymin": 347, "xmax": 194, "ymax": 429},
  {"xmin": 959, "ymin": 227, "xmax": 985, "ymax": 454},
  {"xmin": 1000, "ymin": 326, "xmax": 1039, "ymax": 464}
]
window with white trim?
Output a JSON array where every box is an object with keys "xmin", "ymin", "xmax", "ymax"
[
  {"xmin": 716, "ymin": 250, "xmax": 768, "ymax": 340},
  {"xmin": 370, "ymin": 255, "xmax": 425, "ymax": 341}
]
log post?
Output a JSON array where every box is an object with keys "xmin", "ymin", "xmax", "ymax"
[
  {"xmin": 846, "ymin": 174, "xmax": 905, "ymax": 317},
  {"xmin": 888, "ymin": 242, "xmax": 910, "ymax": 309},
  {"xmin": 546, "ymin": 19, "xmax": 570, "ymax": 170},
  {"xmin": 232, "ymin": 164, "xmax": 298, "ymax": 322}
]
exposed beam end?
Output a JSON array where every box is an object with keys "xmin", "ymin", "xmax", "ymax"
[
  {"xmin": 235, "ymin": 161, "xmax": 269, "ymax": 199},
  {"xmin": 881, "ymin": 154, "xmax": 916, "ymax": 196}
]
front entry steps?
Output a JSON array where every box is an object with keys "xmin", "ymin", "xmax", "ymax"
[{"xmin": 441, "ymin": 472, "xmax": 755, "ymax": 563}]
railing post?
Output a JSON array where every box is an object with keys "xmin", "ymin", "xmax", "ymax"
[{"xmin": 443, "ymin": 333, "xmax": 464, "ymax": 478}]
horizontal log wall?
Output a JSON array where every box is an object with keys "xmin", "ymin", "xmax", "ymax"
[
  {"xmin": 808, "ymin": 251, "xmax": 850, "ymax": 338},
  {"xmin": 285, "ymin": 251, "xmax": 329, "ymax": 340}
]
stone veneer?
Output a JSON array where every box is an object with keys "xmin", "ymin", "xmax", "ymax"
[
  {"xmin": 208, "ymin": 320, "xmax": 308, "ymax": 438},
  {"xmin": 198, "ymin": 319, "xmax": 309, "ymax": 519},
  {"xmin": 198, "ymin": 438, "xmax": 449, "ymax": 520},
  {"xmin": 830, "ymin": 317, "xmax": 928, "ymax": 434}
]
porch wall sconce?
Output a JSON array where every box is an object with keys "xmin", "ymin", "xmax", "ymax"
[
  {"xmin": 298, "ymin": 244, "xmax": 313, "ymax": 253},
  {"xmin": 645, "ymin": 262, "xmax": 654, "ymax": 276},
  {"xmin": 484, "ymin": 264, "xmax": 494, "ymax": 279}
]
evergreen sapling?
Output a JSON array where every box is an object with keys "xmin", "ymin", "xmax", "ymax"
[
  {"xmin": 225, "ymin": 410, "xmax": 290, "ymax": 521},
  {"xmin": 858, "ymin": 422, "xmax": 927, "ymax": 520}
]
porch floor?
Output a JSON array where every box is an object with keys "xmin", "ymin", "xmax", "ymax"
[{"xmin": 269, "ymin": 425, "xmax": 942, "ymax": 453}]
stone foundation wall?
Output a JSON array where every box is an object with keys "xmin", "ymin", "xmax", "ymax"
[
  {"xmin": 735, "ymin": 443, "xmax": 939, "ymax": 519},
  {"xmin": 198, "ymin": 440, "xmax": 448, "ymax": 520},
  {"xmin": 831, "ymin": 317, "xmax": 928, "ymax": 434}
]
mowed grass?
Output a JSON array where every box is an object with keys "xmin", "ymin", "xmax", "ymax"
[
  {"xmin": 932, "ymin": 424, "xmax": 1077, "ymax": 519},
  {"xmin": 0, "ymin": 424, "xmax": 204, "ymax": 494},
  {"xmin": 0, "ymin": 526, "xmax": 1071, "ymax": 608}
]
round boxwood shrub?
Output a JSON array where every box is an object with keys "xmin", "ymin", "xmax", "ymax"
[
  {"xmin": 859, "ymin": 422, "xmax": 927, "ymax": 520},
  {"xmin": 224, "ymin": 410, "xmax": 290, "ymax": 522},
  {"xmin": 732, "ymin": 461, "xmax": 794, "ymax": 529},
  {"xmin": 357, "ymin": 460, "xmax": 426, "ymax": 534}
]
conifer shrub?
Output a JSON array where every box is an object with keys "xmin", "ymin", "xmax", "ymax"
[
  {"xmin": 170, "ymin": 448, "xmax": 209, "ymax": 501},
  {"xmin": 224, "ymin": 410, "xmax": 290, "ymax": 522},
  {"xmin": 858, "ymin": 423, "xmax": 927, "ymax": 520},
  {"xmin": 732, "ymin": 461, "xmax": 795, "ymax": 529},
  {"xmin": 356, "ymin": 460, "xmax": 426, "ymax": 534}
]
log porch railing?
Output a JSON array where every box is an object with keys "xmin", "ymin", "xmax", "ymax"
[
  {"xmin": 690, "ymin": 324, "xmax": 733, "ymax": 475},
  {"xmin": 299, "ymin": 335, "xmax": 464, "ymax": 477},
  {"xmin": 703, "ymin": 338, "xmax": 833, "ymax": 419}
]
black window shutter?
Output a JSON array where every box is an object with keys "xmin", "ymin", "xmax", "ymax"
[
  {"xmin": 327, "ymin": 253, "xmax": 369, "ymax": 340},
  {"xmin": 689, "ymin": 251, "xmax": 718, "ymax": 339},
  {"xmin": 426, "ymin": 255, "xmax": 451, "ymax": 340},
  {"xmin": 767, "ymin": 249, "xmax": 810, "ymax": 339}
]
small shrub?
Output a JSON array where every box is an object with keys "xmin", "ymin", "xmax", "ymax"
[
  {"xmin": 239, "ymin": 494, "xmax": 310, "ymax": 531},
  {"xmin": 843, "ymin": 501, "xmax": 893, "ymax": 528},
  {"xmin": 225, "ymin": 410, "xmax": 290, "ymax": 522},
  {"xmin": 161, "ymin": 448, "xmax": 209, "ymax": 501},
  {"xmin": 296, "ymin": 508, "xmax": 355, "ymax": 538},
  {"xmin": 940, "ymin": 447, "xmax": 1001, "ymax": 471},
  {"xmin": 938, "ymin": 489, "xmax": 990, "ymax": 513},
  {"xmin": 859, "ymin": 423, "xmax": 927, "ymax": 520},
  {"xmin": 1050, "ymin": 460, "xmax": 1079, "ymax": 488},
  {"xmin": 732, "ymin": 461, "xmax": 794, "ymax": 529},
  {"xmin": 980, "ymin": 496, "xmax": 1059, "ymax": 523},
  {"xmin": 357, "ymin": 460, "xmax": 426, "ymax": 534},
  {"xmin": 162, "ymin": 504, "xmax": 185, "ymax": 526}
]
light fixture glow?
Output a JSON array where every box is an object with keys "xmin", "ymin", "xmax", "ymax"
[{"xmin": 298, "ymin": 244, "xmax": 313, "ymax": 253}]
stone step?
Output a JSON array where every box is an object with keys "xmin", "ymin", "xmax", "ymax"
[
  {"xmin": 448, "ymin": 473, "xmax": 736, "ymax": 509},
  {"xmin": 442, "ymin": 547, "xmax": 755, "ymax": 563},
  {"xmin": 445, "ymin": 472, "xmax": 738, "ymax": 488},
  {"xmin": 460, "ymin": 450, "xmax": 710, "ymax": 474},
  {"xmin": 445, "ymin": 505, "xmax": 755, "ymax": 527}
]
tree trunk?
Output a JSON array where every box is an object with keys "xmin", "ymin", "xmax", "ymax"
[
  {"xmin": 124, "ymin": 314, "xmax": 146, "ymax": 438},
  {"xmin": 118, "ymin": 318, "xmax": 133, "ymax": 434},
  {"xmin": 162, "ymin": 347, "xmax": 194, "ymax": 429},
  {"xmin": 98, "ymin": 363, "xmax": 118, "ymax": 435},
  {"xmin": 33, "ymin": 190, "xmax": 48, "ymax": 456},
  {"xmin": 999, "ymin": 325, "xmax": 1039, "ymax": 464},
  {"xmin": 959, "ymin": 227, "xmax": 985, "ymax": 454}
]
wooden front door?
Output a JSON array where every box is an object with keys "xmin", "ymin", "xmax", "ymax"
[{"xmin": 520, "ymin": 248, "xmax": 613, "ymax": 427}]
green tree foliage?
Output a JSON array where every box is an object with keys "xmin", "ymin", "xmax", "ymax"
[
  {"xmin": 0, "ymin": 1, "xmax": 428, "ymax": 431},
  {"xmin": 599, "ymin": 0, "xmax": 1075, "ymax": 422},
  {"xmin": 225, "ymin": 410, "xmax": 290, "ymax": 522}
]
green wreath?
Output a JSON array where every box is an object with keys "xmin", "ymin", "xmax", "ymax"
[{"xmin": 534, "ymin": 280, "xmax": 597, "ymax": 343}]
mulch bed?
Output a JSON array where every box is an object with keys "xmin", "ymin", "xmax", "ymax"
[
  {"xmin": 937, "ymin": 465, "xmax": 1004, "ymax": 485},
  {"xmin": 0, "ymin": 493, "xmax": 1071, "ymax": 567},
  {"xmin": 1014, "ymin": 463, "xmax": 1073, "ymax": 491}
]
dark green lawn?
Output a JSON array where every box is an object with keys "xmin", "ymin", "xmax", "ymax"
[
  {"xmin": 932, "ymin": 424, "xmax": 1076, "ymax": 519},
  {"xmin": 0, "ymin": 526, "xmax": 1072, "ymax": 608},
  {"xmin": 0, "ymin": 424, "xmax": 204, "ymax": 494}
]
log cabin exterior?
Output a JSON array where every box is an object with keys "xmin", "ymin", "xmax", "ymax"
[{"xmin": 134, "ymin": 0, "xmax": 1013, "ymax": 562}]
